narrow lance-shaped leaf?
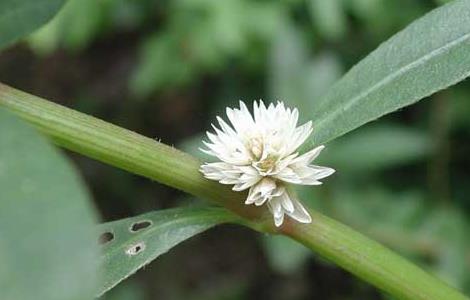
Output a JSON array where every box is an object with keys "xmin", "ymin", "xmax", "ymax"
[
  {"xmin": 0, "ymin": 0, "xmax": 66, "ymax": 50},
  {"xmin": 311, "ymin": 0, "xmax": 470, "ymax": 146},
  {"xmin": 0, "ymin": 109, "xmax": 98, "ymax": 300},
  {"xmin": 96, "ymin": 206, "xmax": 238, "ymax": 297}
]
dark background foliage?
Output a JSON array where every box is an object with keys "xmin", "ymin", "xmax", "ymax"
[{"xmin": 1, "ymin": 0, "xmax": 468, "ymax": 299}]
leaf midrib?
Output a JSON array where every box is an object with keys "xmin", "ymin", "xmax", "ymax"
[{"xmin": 315, "ymin": 30, "xmax": 470, "ymax": 140}]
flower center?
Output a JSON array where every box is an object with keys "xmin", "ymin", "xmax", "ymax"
[
  {"xmin": 253, "ymin": 154, "xmax": 278, "ymax": 175},
  {"xmin": 246, "ymin": 136, "xmax": 264, "ymax": 160}
]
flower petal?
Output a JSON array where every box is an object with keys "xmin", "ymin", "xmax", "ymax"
[
  {"xmin": 267, "ymin": 196, "xmax": 285, "ymax": 227},
  {"xmin": 286, "ymin": 196, "xmax": 312, "ymax": 224},
  {"xmin": 309, "ymin": 165, "xmax": 336, "ymax": 180},
  {"xmin": 291, "ymin": 145, "xmax": 325, "ymax": 166},
  {"xmin": 279, "ymin": 192, "xmax": 294, "ymax": 213},
  {"xmin": 273, "ymin": 167, "xmax": 302, "ymax": 184},
  {"xmin": 245, "ymin": 178, "xmax": 277, "ymax": 205}
]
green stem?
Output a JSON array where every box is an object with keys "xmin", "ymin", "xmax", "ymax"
[
  {"xmin": 280, "ymin": 214, "xmax": 466, "ymax": 300},
  {"xmin": 0, "ymin": 83, "xmax": 467, "ymax": 300},
  {"xmin": 0, "ymin": 83, "xmax": 262, "ymax": 222}
]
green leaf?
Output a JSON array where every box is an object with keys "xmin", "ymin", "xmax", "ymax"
[
  {"xmin": 0, "ymin": 109, "xmax": 98, "ymax": 300},
  {"xmin": 0, "ymin": 0, "xmax": 65, "ymax": 50},
  {"xmin": 96, "ymin": 206, "xmax": 237, "ymax": 296},
  {"xmin": 29, "ymin": 0, "xmax": 102, "ymax": 55},
  {"xmin": 311, "ymin": 0, "xmax": 470, "ymax": 146}
]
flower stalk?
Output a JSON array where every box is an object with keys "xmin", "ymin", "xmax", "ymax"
[{"xmin": 0, "ymin": 82, "xmax": 468, "ymax": 300}]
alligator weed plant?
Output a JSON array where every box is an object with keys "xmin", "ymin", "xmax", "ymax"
[{"xmin": 1, "ymin": 1, "xmax": 470, "ymax": 300}]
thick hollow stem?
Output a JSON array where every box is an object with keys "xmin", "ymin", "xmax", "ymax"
[{"xmin": 0, "ymin": 83, "xmax": 468, "ymax": 300}]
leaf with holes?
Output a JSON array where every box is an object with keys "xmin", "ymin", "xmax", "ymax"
[
  {"xmin": 0, "ymin": 109, "xmax": 98, "ymax": 300},
  {"xmin": 310, "ymin": 0, "xmax": 470, "ymax": 145},
  {"xmin": 0, "ymin": 0, "xmax": 66, "ymax": 50},
  {"xmin": 96, "ymin": 206, "xmax": 237, "ymax": 296}
]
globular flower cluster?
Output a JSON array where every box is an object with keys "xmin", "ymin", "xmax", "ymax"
[{"xmin": 200, "ymin": 101, "xmax": 334, "ymax": 227}]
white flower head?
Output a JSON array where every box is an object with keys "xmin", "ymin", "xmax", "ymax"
[{"xmin": 200, "ymin": 100, "xmax": 335, "ymax": 227}]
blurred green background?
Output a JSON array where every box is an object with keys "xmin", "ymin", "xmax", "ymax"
[{"xmin": 1, "ymin": 0, "xmax": 469, "ymax": 299}]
